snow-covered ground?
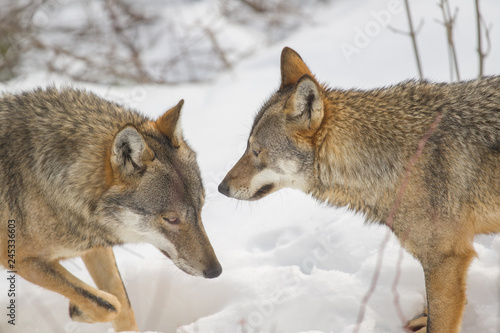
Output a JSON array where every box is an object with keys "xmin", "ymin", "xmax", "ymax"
[{"xmin": 2, "ymin": 0, "xmax": 500, "ymax": 332}]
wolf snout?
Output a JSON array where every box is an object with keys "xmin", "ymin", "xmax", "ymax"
[
  {"xmin": 203, "ymin": 262, "xmax": 223, "ymax": 279},
  {"xmin": 218, "ymin": 180, "xmax": 231, "ymax": 197}
]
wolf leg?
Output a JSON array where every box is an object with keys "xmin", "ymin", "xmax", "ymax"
[
  {"xmin": 19, "ymin": 257, "xmax": 121, "ymax": 323},
  {"xmin": 75, "ymin": 247, "xmax": 139, "ymax": 332},
  {"xmin": 412, "ymin": 252, "xmax": 474, "ymax": 333}
]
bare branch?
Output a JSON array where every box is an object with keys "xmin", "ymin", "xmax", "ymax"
[
  {"xmin": 203, "ymin": 26, "xmax": 233, "ymax": 70},
  {"xmin": 404, "ymin": 0, "xmax": 423, "ymax": 79},
  {"xmin": 392, "ymin": 247, "xmax": 408, "ymax": 327},
  {"xmin": 475, "ymin": 0, "xmax": 492, "ymax": 78},
  {"xmin": 239, "ymin": 0, "xmax": 266, "ymax": 13},
  {"xmin": 437, "ymin": 0, "xmax": 460, "ymax": 81},
  {"xmin": 475, "ymin": 0, "xmax": 483, "ymax": 77},
  {"xmin": 482, "ymin": 20, "xmax": 492, "ymax": 59},
  {"xmin": 354, "ymin": 113, "xmax": 444, "ymax": 332},
  {"xmin": 103, "ymin": 0, "xmax": 157, "ymax": 84},
  {"xmin": 388, "ymin": 0, "xmax": 424, "ymax": 79}
]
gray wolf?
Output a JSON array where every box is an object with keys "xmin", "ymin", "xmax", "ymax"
[
  {"xmin": 219, "ymin": 47, "xmax": 500, "ymax": 332},
  {"xmin": 0, "ymin": 87, "xmax": 222, "ymax": 332}
]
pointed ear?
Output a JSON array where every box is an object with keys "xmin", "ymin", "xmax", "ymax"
[
  {"xmin": 111, "ymin": 126, "xmax": 154, "ymax": 177},
  {"xmin": 280, "ymin": 47, "xmax": 313, "ymax": 90},
  {"xmin": 285, "ymin": 74, "xmax": 324, "ymax": 132},
  {"xmin": 154, "ymin": 99, "xmax": 184, "ymax": 147}
]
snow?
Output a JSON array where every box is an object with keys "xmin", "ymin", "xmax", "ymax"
[{"xmin": 1, "ymin": 0, "xmax": 500, "ymax": 332}]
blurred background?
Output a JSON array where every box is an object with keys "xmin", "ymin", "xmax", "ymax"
[
  {"xmin": 0, "ymin": 0, "xmax": 329, "ymax": 84},
  {"xmin": 2, "ymin": 0, "xmax": 499, "ymax": 86}
]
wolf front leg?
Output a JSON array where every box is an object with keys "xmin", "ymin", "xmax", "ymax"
[
  {"xmin": 78, "ymin": 247, "xmax": 139, "ymax": 332},
  {"xmin": 20, "ymin": 257, "xmax": 122, "ymax": 323},
  {"xmin": 409, "ymin": 251, "xmax": 474, "ymax": 333}
]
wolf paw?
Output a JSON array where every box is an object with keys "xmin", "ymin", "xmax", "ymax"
[
  {"xmin": 405, "ymin": 311, "xmax": 427, "ymax": 333},
  {"xmin": 69, "ymin": 303, "xmax": 92, "ymax": 323},
  {"xmin": 68, "ymin": 292, "xmax": 121, "ymax": 323}
]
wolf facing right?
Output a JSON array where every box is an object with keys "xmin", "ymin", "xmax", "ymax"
[{"xmin": 0, "ymin": 87, "xmax": 222, "ymax": 331}]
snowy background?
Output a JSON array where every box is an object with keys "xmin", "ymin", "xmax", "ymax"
[{"xmin": 1, "ymin": 0, "xmax": 500, "ymax": 332}]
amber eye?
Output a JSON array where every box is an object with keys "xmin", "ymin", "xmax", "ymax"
[
  {"xmin": 163, "ymin": 217, "xmax": 180, "ymax": 225},
  {"xmin": 252, "ymin": 149, "xmax": 260, "ymax": 157}
]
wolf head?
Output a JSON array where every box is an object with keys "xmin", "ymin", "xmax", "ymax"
[
  {"xmin": 103, "ymin": 100, "xmax": 221, "ymax": 279},
  {"xmin": 219, "ymin": 47, "xmax": 324, "ymax": 200}
]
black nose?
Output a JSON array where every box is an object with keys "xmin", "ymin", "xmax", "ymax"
[
  {"xmin": 218, "ymin": 181, "xmax": 230, "ymax": 196},
  {"xmin": 203, "ymin": 264, "xmax": 222, "ymax": 279}
]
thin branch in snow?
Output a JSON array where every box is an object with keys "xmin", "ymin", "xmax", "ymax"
[
  {"xmin": 354, "ymin": 113, "xmax": 443, "ymax": 332},
  {"xmin": 392, "ymin": 245, "xmax": 408, "ymax": 326},
  {"xmin": 354, "ymin": 228, "xmax": 392, "ymax": 333}
]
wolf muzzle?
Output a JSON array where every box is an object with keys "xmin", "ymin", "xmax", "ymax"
[
  {"xmin": 218, "ymin": 181, "xmax": 230, "ymax": 197},
  {"xmin": 203, "ymin": 263, "xmax": 223, "ymax": 279}
]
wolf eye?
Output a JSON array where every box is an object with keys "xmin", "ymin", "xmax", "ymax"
[
  {"xmin": 163, "ymin": 217, "xmax": 180, "ymax": 225},
  {"xmin": 252, "ymin": 149, "xmax": 261, "ymax": 157}
]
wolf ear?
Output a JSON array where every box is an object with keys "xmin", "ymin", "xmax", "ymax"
[
  {"xmin": 111, "ymin": 126, "xmax": 154, "ymax": 177},
  {"xmin": 280, "ymin": 47, "xmax": 313, "ymax": 90},
  {"xmin": 285, "ymin": 74, "xmax": 324, "ymax": 131},
  {"xmin": 154, "ymin": 99, "xmax": 184, "ymax": 147}
]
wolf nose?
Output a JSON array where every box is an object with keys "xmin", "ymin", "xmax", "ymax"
[
  {"xmin": 218, "ymin": 181, "xmax": 230, "ymax": 196},
  {"xmin": 203, "ymin": 264, "xmax": 222, "ymax": 279}
]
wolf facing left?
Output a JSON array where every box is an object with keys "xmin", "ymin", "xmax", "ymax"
[
  {"xmin": 0, "ymin": 87, "xmax": 222, "ymax": 331},
  {"xmin": 219, "ymin": 47, "xmax": 500, "ymax": 332}
]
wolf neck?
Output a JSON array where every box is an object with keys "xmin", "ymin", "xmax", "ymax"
[{"xmin": 309, "ymin": 83, "xmax": 437, "ymax": 224}]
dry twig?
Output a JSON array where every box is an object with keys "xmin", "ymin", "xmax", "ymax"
[
  {"xmin": 354, "ymin": 113, "xmax": 443, "ymax": 333},
  {"xmin": 474, "ymin": 0, "xmax": 492, "ymax": 78},
  {"xmin": 387, "ymin": 0, "xmax": 423, "ymax": 79},
  {"xmin": 437, "ymin": 0, "xmax": 460, "ymax": 81}
]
